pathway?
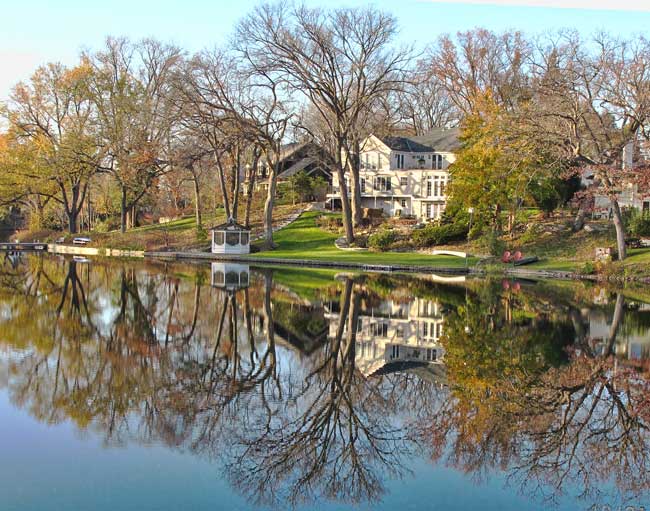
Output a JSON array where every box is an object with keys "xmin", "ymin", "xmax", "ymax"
[{"xmin": 251, "ymin": 203, "xmax": 320, "ymax": 241}]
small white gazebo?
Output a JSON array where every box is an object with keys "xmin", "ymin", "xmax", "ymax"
[{"xmin": 210, "ymin": 218, "xmax": 251, "ymax": 255}]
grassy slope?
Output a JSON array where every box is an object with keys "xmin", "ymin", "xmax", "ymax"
[
  {"xmin": 37, "ymin": 203, "xmax": 308, "ymax": 252},
  {"xmin": 251, "ymin": 211, "xmax": 475, "ymax": 268},
  {"xmin": 91, "ymin": 215, "xmax": 211, "ymax": 251},
  {"xmin": 253, "ymin": 211, "xmax": 650, "ymax": 276},
  {"xmin": 468, "ymin": 213, "xmax": 650, "ymax": 275},
  {"xmin": 526, "ymin": 241, "xmax": 650, "ymax": 274}
]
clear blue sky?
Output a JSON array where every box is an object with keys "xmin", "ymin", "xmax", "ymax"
[{"xmin": 2, "ymin": 0, "xmax": 650, "ymax": 100}]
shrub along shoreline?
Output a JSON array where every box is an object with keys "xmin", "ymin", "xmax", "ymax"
[
  {"xmin": 19, "ymin": 209, "xmax": 650, "ymax": 282},
  {"xmin": 251, "ymin": 211, "xmax": 650, "ymax": 282}
]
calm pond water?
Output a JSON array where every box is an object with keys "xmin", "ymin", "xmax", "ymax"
[{"xmin": 1, "ymin": 254, "xmax": 650, "ymax": 511}]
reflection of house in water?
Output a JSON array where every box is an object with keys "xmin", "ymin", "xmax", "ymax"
[
  {"xmin": 586, "ymin": 302, "xmax": 650, "ymax": 360},
  {"xmin": 325, "ymin": 296, "xmax": 447, "ymax": 379},
  {"xmin": 211, "ymin": 262, "xmax": 250, "ymax": 291},
  {"xmin": 272, "ymin": 300, "xmax": 330, "ymax": 356}
]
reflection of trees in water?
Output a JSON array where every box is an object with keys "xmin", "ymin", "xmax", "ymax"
[
  {"xmin": 2, "ymin": 259, "xmax": 650, "ymax": 509},
  {"xmin": 222, "ymin": 277, "xmax": 412, "ymax": 507},
  {"xmin": 424, "ymin": 285, "xmax": 650, "ymax": 507},
  {"xmin": 0, "ymin": 257, "xmax": 214, "ymax": 435}
]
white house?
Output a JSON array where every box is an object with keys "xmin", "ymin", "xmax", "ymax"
[{"xmin": 327, "ymin": 127, "xmax": 461, "ymax": 222}]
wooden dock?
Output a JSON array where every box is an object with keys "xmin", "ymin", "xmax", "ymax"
[{"xmin": 0, "ymin": 242, "xmax": 49, "ymax": 252}]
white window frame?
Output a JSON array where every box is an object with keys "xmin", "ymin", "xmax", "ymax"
[
  {"xmin": 431, "ymin": 154, "xmax": 444, "ymax": 170},
  {"xmin": 373, "ymin": 176, "xmax": 392, "ymax": 192}
]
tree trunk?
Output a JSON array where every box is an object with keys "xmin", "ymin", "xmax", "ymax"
[
  {"xmin": 262, "ymin": 271, "xmax": 275, "ymax": 353},
  {"xmin": 33, "ymin": 196, "xmax": 45, "ymax": 230},
  {"xmin": 605, "ymin": 293, "xmax": 625, "ymax": 356},
  {"xmin": 346, "ymin": 283, "xmax": 361, "ymax": 349},
  {"xmin": 86, "ymin": 188, "xmax": 92, "ymax": 231},
  {"xmin": 120, "ymin": 186, "xmax": 127, "ymax": 233},
  {"xmin": 262, "ymin": 164, "xmax": 278, "ymax": 250},
  {"xmin": 215, "ymin": 156, "xmax": 231, "ymax": 220},
  {"xmin": 349, "ymin": 163, "xmax": 363, "ymax": 227},
  {"xmin": 244, "ymin": 154, "xmax": 259, "ymax": 228},
  {"xmin": 62, "ymin": 182, "xmax": 83, "ymax": 234},
  {"xmin": 610, "ymin": 197, "xmax": 627, "ymax": 261},
  {"xmin": 347, "ymin": 144, "xmax": 363, "ymax": 227},
  {"xmin": 507, "ymin": 207, "xmax": 516, "ymax": 235},
  {"xmin": 493, "ymin": 203, "xmax": 502, "ymax": 234},
  {"xmin": 232, "ymin": 147, "xmax": 241, "ymax": 221},
  {"xmin": 573, "ymin": 198, "xmax": 587, "ymax": 232},
  {"xmin": 193, "ymin": 177, "xmax": 202, "ymax": 230},
  {"xmin": 68, "ymin": 212, "xmax": 78, "ymax": 234},
  {"xmin": 335, "ymin": 162, "xmax": 354, "ymax": 244}
]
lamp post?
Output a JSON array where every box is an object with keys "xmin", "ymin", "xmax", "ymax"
[{"xmin": 465, "ymin": 207, "xmax": 475, "ymax": 269}]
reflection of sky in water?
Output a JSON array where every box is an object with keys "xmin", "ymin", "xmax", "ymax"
[
  {"xmin": 1, "ymin": 257, "xmax": 649, "ymax": 511},
  {"xmin": 0, "ymin": 390, "xmax": 566, "ymax": 511}
]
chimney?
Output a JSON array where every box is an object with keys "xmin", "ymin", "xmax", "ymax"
[{"xmin": 622, "ymin": 139, "xmax": 634, "ymax": 170}]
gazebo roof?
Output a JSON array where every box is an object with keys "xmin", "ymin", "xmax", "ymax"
[{"xmin": 209, "ymin": 217, "xmax": 250, "ymax": 232}]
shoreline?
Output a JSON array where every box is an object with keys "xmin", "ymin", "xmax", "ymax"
[
  {"xmin": 145, "ymin": 249, "xmax": 471, "ymax": 275},
  {"xmin": 38, "ymin": 242, "xmax": 650, "ymax": 283}
]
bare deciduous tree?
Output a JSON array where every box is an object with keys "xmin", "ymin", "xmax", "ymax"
[
  {"xmin": 86, "ymin": 37, "xmax": 182, "ymax": 232},
  {"xmin": 237, "ymin": 3, "xmax": 411, "ymax": 240}
]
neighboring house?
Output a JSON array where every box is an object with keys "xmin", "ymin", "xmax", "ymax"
[
  {"xmin": 251, "ymin": 141, "xmax": 332, "ymax": 194},
  {"xmin": 327, "ymin": 127, "xmax": 461, "ymax": 221},
  {"xmin": 585, "ymin": 133, "xmax": 650, "ymax": 217}
]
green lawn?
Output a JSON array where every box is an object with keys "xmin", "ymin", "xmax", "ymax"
[
  {"xmin": 527, "ymin": 246, "xmax": 650, "ymax": 275},
  {"xmin": 251, "ymin": 212, "xmax": 476, "ymax": 268},
  {"xmin": 526, "ymin": 258, "xmax": 582, "ymax": 272},
  {"xmin": 626, "ymin": 247, "xmax": 650, "ymax": 264}
]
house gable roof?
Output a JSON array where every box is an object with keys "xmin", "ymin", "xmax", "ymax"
[
  {"xmin": 380, "ymin": 136, "xmax": 434, "ymax": 153},
  {"xmin": 377, "ymin": 127, "xmax": 460, "ymax": 153},
  {"xmin": 410, "ymin": 127, "xmax": 461, "ymax": 153},
  {"xmin": 277, "ymin": 157, "xmax": 332, "ymax": 180}
]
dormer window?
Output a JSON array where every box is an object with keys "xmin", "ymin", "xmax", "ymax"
[
  {"xmin": 418, "ymin": 157, "xmax": 426, "ymax": 169},
  {"xmin": 396, "ymin": 154, "xmax": 404, "ymax": 169}
]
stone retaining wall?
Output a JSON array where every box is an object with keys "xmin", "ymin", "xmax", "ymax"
[
  {"xmin": 48, "ymin": 244, "xmax": 144, "ymax": 258},
  {"xmin": 145, "ymin": 250, "xmax": 470, "ymax": 275}
]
